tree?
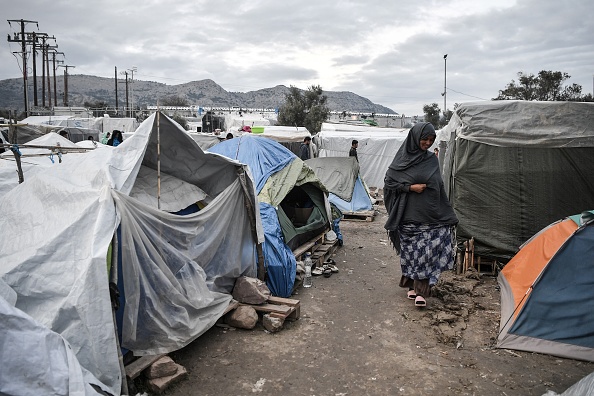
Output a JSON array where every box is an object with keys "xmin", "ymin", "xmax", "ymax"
[
  {"xmin": 277, "ymin": 85, "xmax": 330, "ymax": 134},
  {"xmin": 493, "ymin": 70, "xmax": 591, "ymax": 101},
  {"xmin": 423, "ymin": 103, "xmax": 441, "ymax": 127},
  {"xmin": 84, "ymin": 100, "xmax": 111, "ymax": 117},
  {"xmin": 160, "ymin": 95, "xmax": 190, "ymax": 106}
]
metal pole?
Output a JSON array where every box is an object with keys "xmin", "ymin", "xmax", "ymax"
[
  {"xmin": 443, "ymin": 54, "xmax": 447, "ymax": 112},
  {"xmin": 114, "ymin": 66, "xmax": 118, "ymax": 115},
  {"xmin": 32, "ymin": 32, "xmax": 38, "ymax": 107},
  {"xmin": 46, "ymin": 44, "xmax": 52, "ymax": 107}
]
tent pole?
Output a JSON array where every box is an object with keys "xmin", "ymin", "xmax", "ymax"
[
  {"xmin": 109, "ymin": 232, "xmax": 129, "ymax": 395},
  {"xmin": 157, "ymin": 109, "xmax": 161, "ymax": 210},
  {"xmin": 237, "ymin": 167, "xmax": 266, "ymax": 281}
]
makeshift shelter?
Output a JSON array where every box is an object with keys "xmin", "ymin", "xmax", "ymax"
[
  {"xmin": 442, "ymin": 101, "xmax": 594, "ymax": 260},
  {"xmin": 305, "ymin": 156, "xmax": 373, "ymax": 213},
  {"xmin": 223, "ymin": 112, "xmax": 271, "ymax": 132},
  {"xmin": 0, "ymin": 132, "xmax": 83, "ymax": 199},
  {"xmin": 0, "ymin": 112, "xmax": 262, "ymax": 395},
  {"xmin": 252, "ymin": 125, "xmax": 311, "ymax": 156},
  {"xmin": 497, "ymin": 211, "xmax": 594, "ymax": 362},
  {"xmin": 314, "ymin": 122, "xmax": 409, "ymax": 189},
  {"xmin": 209, "ymin": 135, "xmax": 331, "ymax": 297}
]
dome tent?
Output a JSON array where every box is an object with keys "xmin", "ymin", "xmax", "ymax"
[
  {"xmin": 209, "ymin": 134, "xmax": 331, "ymax": 297},
  {"xmin": 497, "ymin": 211, "xmax": 594, "ymax": 362}
]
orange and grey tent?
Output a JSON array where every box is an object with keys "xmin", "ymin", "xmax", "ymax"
[{"xmin": 497, "ymin": 211, "xmax": 594, "ymax": 361}]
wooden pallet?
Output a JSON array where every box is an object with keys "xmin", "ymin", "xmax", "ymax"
[
  {"xmin": 342, "ymin": 210, "xmax": 375, "ymax": 222},
  {"xmin": 310, "ymin": 240, "xmax": 339, "ymax": 267},
  {"xmin": 239, "ymin": 296, "xmax": 300, "ymax": 321},
  {"xmin": 292, "ymin": 231, "xmax": 327, "ymax": 259}
]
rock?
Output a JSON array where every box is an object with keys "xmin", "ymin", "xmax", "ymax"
[
  {"xmin": 145, "ymin": 356, "xmax": 178, "ymax": 380},
  {"xmin": 226, "ymin": 305, "xmax": 259, "ymax": 329},
  {"xmin": 147, "ymin": 364, "xmax": 188, "ymax": 394},
  {"xmin": 262, "ymin": 314, "xmax": 284, "ymax": 333},
  {"xmin": 232, "ymin": 276, "xmax": 271, "ymax": 305}
]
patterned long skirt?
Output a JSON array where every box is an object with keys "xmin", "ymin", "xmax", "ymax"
[{"xmin": 398, "ymin": 223, "xmax": 455, "ymax": 296}]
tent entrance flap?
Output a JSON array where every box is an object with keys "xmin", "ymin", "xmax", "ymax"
[{"xmin": 278, "ymin": 183, "xmax": 329, "ymax": 250}]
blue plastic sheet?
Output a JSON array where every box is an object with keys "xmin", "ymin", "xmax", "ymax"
[
  {"xmin": 209, "ymin": 135, "xmax": 296, "ymax": 194},
  {"xmin": 259, "ymin": 203, "xmax": 296, "ymax": 297}
]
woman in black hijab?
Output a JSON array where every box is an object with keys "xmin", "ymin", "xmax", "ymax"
[{"xmin": 384, "ymin": 122, "xmax": 458, "ymax": 307}]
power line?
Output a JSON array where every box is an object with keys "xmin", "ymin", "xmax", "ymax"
[{"xmin": 446, "ymin": 87, "xmax": 488, "ymax": 101}]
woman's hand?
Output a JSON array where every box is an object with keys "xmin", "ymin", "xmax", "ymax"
[{"xmin": 410, "ymin": 184, "xmax": 427, "ymax": 193}]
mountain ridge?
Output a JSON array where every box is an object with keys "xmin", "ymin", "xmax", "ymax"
[{"xmin": 0, "ymin": 75, "xmax": 396, "ymax": 114}]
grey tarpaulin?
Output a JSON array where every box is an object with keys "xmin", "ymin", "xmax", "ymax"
[{"xmin": 442, "ymin": 100, "xmax": 594, "ymax": 260}]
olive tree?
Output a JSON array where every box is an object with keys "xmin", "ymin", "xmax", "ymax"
[{"xmin": 277, "ymin": 85, "xmax": 330, "ymax": 133}]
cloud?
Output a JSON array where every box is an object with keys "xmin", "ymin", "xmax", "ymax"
[{"xmin": 2, "ymin": 0, "xmax": 593, "ymax": 116}]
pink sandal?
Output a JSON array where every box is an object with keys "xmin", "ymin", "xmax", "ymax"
[
  {"xmin": 414, "ymin": 295, "xmax": 427, "ymax": 307},
  {"xmin": 407, "ymin": 289, "xmax": 417, "ymax": 300}
]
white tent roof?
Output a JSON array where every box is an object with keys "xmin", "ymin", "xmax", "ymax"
[
  {"xmin": 254, "ymin": 125, "xmax": 311, "ymax": 143},
  {"xmin": 315, "ymin": 123, "xmax": 409, "ymax": 189}
]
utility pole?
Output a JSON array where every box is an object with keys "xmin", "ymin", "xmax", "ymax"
[
  {"xmin": 39, "ymin": 35, "xmax": 56, "ymax": 107},
  {"xmin": 114, "ymin": 66, "xmax": 118, "ymax": 115},
  {"xmin": 128, "ymin": 67, "xmax": 137, "ymax": 118},
  {"xmin": 59, "ymin": 65, "xmax": 75, "ymax": 106},
  {"xmin": 443, "ymin": 54, "xmax": 448, "ymax": 113},
  {"xmin": 53, "ymin": 51, "xmax": 64, "ymax": 106},
  {"xmin": 120, "ymin": 70, "xmax": 129, "ymax": 116},
  {"xmin": 125, "ymin": 71, "xmax": 129, "ymax": 117},
  {"xmin": 31, "ymin": 32, "xmax": 42, "ymax": 106},
  {"xmin": 7, "ymin": 19, "xmax": 38, "ymax": 117}
]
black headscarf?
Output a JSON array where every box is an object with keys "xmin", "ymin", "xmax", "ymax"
[
  {"xmin": 383, "ymin": 122, "xmax": 457, "ymax": 252},
  {"xmin": 389, "ymin": 122, "xmax": 436, "ymax": 171}
]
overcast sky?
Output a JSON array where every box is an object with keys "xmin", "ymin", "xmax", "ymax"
[{"xmin": 2, "ymin": 0, "xmax": 593, "ymax": 116}]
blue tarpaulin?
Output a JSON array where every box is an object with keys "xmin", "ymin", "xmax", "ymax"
[
  {"xmin": 209, "ymin": 135, "xmax": 296, "ymax": 194},
  {"xmin": 329, "ymin": 176, "xmax": 372, "ymax": 213}
]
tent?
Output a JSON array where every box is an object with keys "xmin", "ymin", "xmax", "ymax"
[
  {"xmin": 252, "ymin": 125, "xmax": 311, "ymax": 157},
  {"xmin": 0, "ymin": 132, "xmax": 85, "ymax": 199},
  {"xmin": 497, "ymin": 211, "xmax": 594, "ymax": 362},
  {"xmin": 442, "ymin": 100, "xmax": 594, "ymax": 260},
  {"xmin": 0, "ymin": 112, "xmax": 262, "ymax": 394},
  {"xmin": 223, "ymin": 112, "xmax": 271, "ymax": 132},
  {"xmin": 305, "ymin": 156, "xmax": 374, "ymax": 213},
  {"xmin": 313, "ymin": 122, "xmax": 409, "ymax": 189},
  {"xmin": 209, "ymin": 135, "xmax": 331, "ymax": 297}
]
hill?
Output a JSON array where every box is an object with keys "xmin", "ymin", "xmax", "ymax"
[{"xmin": 0, "ymin": 75, "xmax": 396, "ymax": 114}]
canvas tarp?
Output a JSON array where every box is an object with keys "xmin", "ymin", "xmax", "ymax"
[
  {"xmin": 305, "ymin": 156, "xmax": 373, "ymax": 213},
  {"xmin": 442, "ymin": 100, "xmax": 594, "ymax": 260},
  {"xmin": 314, "ymin": 123, "xmax": 409, "ymax": 189},
  {"xmin": 305, "ymin": 157, "xmax": 358, "ymax": 202},
  {"xmin": 0, "ymin": 112, "xmax": 261, "ymax": 394}
]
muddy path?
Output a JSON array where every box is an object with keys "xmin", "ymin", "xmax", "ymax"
[{"xmin": 150, "ymin": 206, "xmax": 593, "ymax": 396}]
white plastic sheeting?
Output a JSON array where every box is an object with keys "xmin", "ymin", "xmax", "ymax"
[
  {"xmin": 114, "ymin": 187, "xmax": 249, "ymax": 353},
  {"xmin": 0, "ymin": 132, "xmax": 84, "ymax": 199},
  {"xmin": 314, "ymin": 123, "xmax": 409, "ymax": 189},
  {"xmin": 0, "ymin": 295, "xmax": 109, "ymax": 396},
  {"xmin": 129, "ymin": 165, "xmax": 209, "ymax": 212},
  {"xmin": 0, "ymin": 112, "xmax": 262, "ymax": 395},
  {"xmin": 254, "ymin": 126, "xmax": 311, "ymax": 143},
  {"xmin": 224, "ymin": 113, "xmax": 271, "ymax": 130}
]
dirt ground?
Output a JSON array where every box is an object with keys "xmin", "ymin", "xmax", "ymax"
[{"xmin": 149, "ymin": 205, "xmax": 592, "ymax": 396}]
